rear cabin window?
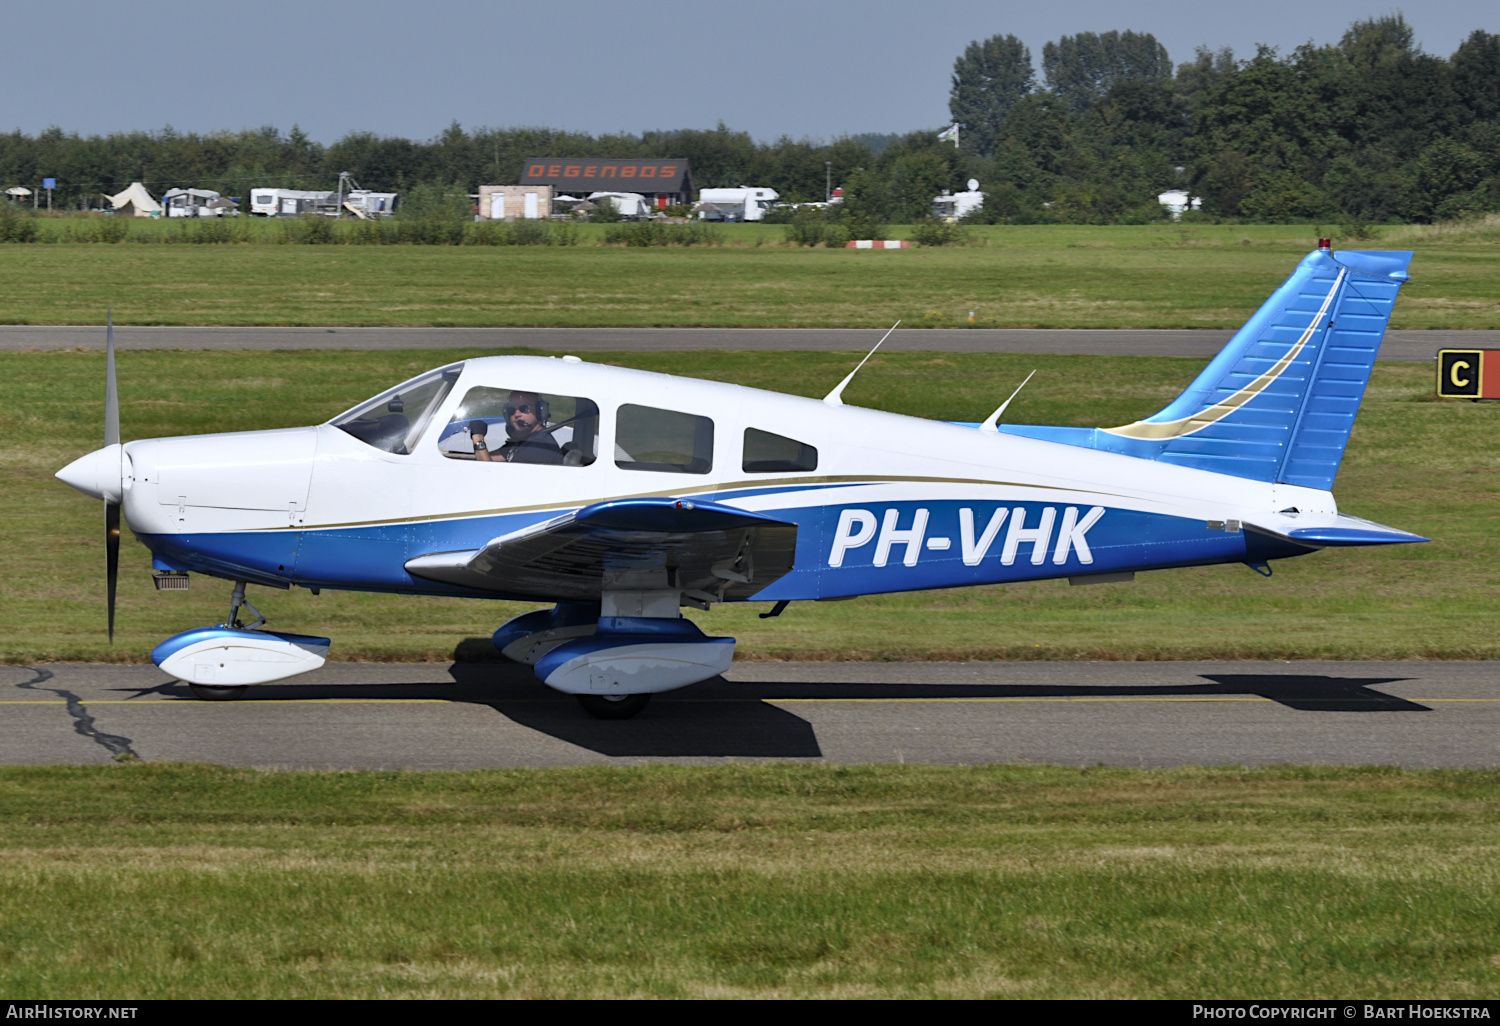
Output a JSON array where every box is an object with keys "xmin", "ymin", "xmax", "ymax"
[
  {"xmin": 614, "ymin": 404, "xmax": 713, "ymax": 474},
  {"xmin": 743, "ymin": 428, "xmax": 818, "ymax": 473},
  {"xmin": 438, "ymin": 387, "xmax": 598, "ymax": 466}
]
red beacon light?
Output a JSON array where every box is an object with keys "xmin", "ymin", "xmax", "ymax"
[{"xmin": 1318, "ymin": 237, "xmax": 1332, "ymax": 249}]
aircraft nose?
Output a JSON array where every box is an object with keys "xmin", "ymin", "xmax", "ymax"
[{"xmin": 56, "ymin": 444, "xmax": 123, "ymax": 503}]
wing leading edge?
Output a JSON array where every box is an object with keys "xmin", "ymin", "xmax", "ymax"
[{"xmin": 404, "ymin": 497, "xmax": 798, "ymax": 603}]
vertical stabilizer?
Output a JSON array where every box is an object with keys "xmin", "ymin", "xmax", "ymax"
[{"xmin": 999, "ymin": 247, "xmax": 1412, "ymax": 490}]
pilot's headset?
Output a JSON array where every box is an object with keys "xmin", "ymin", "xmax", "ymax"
[{"xmin": 503, "ymin": 394, "xmax": 550, "ymax": 438}]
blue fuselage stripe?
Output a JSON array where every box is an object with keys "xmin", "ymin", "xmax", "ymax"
[{"xmin": 136, "ymin": 488, "xmax": 1314, "ymax": 600}]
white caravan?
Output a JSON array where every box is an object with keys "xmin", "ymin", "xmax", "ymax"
[
  {"xmin": 250, "ymin": 189, "xmax": 336, "ymax": 217},
  {"xmin": 344, "ymin": 189, "xmax": 398, "ymax": 218},
  {"xmin": 588, "ymin": 192, "xmax": 653, "ymax": 219},
  {"xmin": 932, "ymin": 190, "xmax": 985, "ymax": 222},
  {"xmin": 163, "ymin": 188, "xmax": 226, "ymax": 218},
  {"xmin": 696, "ymin": 187, "xmax": 779, "ymax": 221}
]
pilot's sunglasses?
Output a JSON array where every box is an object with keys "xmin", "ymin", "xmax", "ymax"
[{"xmin": 503, "ymin": 404, "xmax": 535, "ymax": 416}]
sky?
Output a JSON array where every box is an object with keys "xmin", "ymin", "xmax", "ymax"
[{"xmin": 6, "ymin": 0, "xmax": 1497, "ymax": 145}]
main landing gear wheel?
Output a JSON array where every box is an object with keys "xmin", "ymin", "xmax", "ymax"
[
  {"xmin": 576, "ymin": 694, "xmax": 652, "ymax": 720},
  {"xmin": 189, "ymin": 684, "xmax": 248, "ymax": 702}
]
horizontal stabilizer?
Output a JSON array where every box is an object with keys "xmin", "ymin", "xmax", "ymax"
[
  {"xmin": 1244, "ymin": 512, "xmax": 1428, "ymax": 549},
  {"xmin": 405, "ymin": 498, "xmax": 798, "ymax": 601}
]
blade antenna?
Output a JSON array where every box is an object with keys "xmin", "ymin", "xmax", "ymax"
[
  {"xmin": 105, "ymin": 311, "xmax": 120, "ymax": 641},
  {"xmin": 979, "ymin": 369, "xmax": 1036, "ymax": 434},
  {"xmin": 824, "ymin": 320, "xmax": 900, "ymax": 406}
]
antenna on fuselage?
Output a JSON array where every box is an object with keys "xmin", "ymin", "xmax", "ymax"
[
  {"xmin": 978, "ymin": 369, "xmax": 1036, "ymax": 433},
  {"xmin": 823, "ymin": 320, "xmax": 900, "ymax": 406}
]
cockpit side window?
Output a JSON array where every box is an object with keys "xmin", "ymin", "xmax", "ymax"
[
  {"xmin": 743, "ymin": 428, "xmax": 818, "ymax": 473},
  {"xmin": 438, "ymin": 386, "xmax": 599, "ymax": 466},
  {"xmin": 332, "ymin": 363, "xmax": 463, "ymax": 455}
]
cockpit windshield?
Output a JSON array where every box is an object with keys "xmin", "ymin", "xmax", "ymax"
[{"xmin": 331, "ymin": 363, "xmax": 463, "ymax": 454}]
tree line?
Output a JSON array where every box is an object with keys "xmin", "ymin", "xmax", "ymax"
[
  {"xmin": 948, "ymin": 17, "xmax": 1500, "ymax": 224},
  {"xmin": 1, "ymin": 15, "xmax": 1496, "ymax": 225}
]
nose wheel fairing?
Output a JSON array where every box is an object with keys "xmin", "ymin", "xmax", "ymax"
[{"xmin": 152, "ymin": 627, "xmax": 331, "ymax": 686}]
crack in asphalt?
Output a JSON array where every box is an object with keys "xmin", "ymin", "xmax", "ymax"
[{"xmin": 16, "ymin": 667, "xmax": 140, "ymax": 761}]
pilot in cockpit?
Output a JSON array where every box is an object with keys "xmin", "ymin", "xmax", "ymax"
[{"xmin": 471, "ymin": 390, "xmax": 563, "ymax": 464}]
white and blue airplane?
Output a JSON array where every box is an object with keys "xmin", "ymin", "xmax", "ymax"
[{"xmin": 56, "ymin": 241, "xmax": 1424, "ymax": 718}]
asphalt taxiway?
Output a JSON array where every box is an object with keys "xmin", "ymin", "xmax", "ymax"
[
  {"xmin": 1, "ymin": 325, "xmax": 1490, "ymax": 361},
  {"xmin": 4, "ymin": 661, "xmax": 1495, "ymax": 769}
]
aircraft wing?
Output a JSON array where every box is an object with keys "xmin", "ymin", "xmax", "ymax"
[
  {"xmin": 404, "ymin": 497, "xmax": 799, "ymax": 603},
  {"xmin": 1244, "ymin": 511, "xmax": 1428, "ymax": 548}
]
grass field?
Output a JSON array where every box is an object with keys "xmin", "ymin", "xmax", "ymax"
[
  {"xmin": 0, "ymin": 223, "xmax": 1496, "ymax": 328},
  {"xmin": 0, "ymin": 762, "xmax": 1497, "ymax": 998},
  {"xmin": 7, "ymin": 347, "xmax": 1496, "ymax": 663}
]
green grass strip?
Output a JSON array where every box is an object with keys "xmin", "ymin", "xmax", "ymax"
[
  {"xmin": 0, "ymin": 224, "xmax": 1495, "ymax": 328},
  {"xmin": 0, "ymin": 762, "xmax": 1498, "ymax": 998}
]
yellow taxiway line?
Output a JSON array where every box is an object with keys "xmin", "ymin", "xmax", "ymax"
[
  {"xmin": 0, "ymin": 698, "xmax": 451, "ymax": 705},
  {"xmin": 770, "ymin": 697, "xmax": 1500, "ymax": 704},
  {"xmin": 0, "ymin": 697, "xmax": 1496, "ymax": 706}
]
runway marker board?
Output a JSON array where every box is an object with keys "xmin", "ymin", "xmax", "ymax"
[{"xmin": 1437, "ymin": 349, "xmax": 1500, "ymax": 399}]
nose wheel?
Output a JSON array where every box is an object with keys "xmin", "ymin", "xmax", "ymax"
[
  {"xmin": 575, "ymin": 694, "xmax": 652, "ymax": 720},
  {"xmin": 189, "ymin": 684, "xmax": 248, "ymax": 702}
]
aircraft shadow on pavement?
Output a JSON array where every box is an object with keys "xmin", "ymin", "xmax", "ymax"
[
  {"xmin": 447, "ymin": 664, "xmax": 823, "ymax": 759},
  {"xmin": 708, "ymin": 673, "xmax": 1429, "ymax": 713},
  {"xmin": 121, "ymin": 668, "xmax": 1425, "ymax": 761},
  {"xmin": 1193, "ymin": 674, "xmax": 1426, "ymax": 712},
  {"xmin": 123, "ymin": 663, "xmax": 824, "ymax": 760}
]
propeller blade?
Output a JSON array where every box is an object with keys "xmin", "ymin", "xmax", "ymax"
[
  {"xmin": 106, "ymin": 501, "xmax": 120, "ymax": 643},
  {"xmin": 105, "ymin": 311, "xmax": 119, "ymax": 447},
  {"xmin": 105, "ymin": 312, "xmax": 121, "ymax": 643}
]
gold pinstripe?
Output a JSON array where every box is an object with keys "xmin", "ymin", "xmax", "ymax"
[
  {"xmin": 1104, "ymin": 269, "xmax": 1346, "ymax": 441},
  {"xmin": 234, "ymin": 474, "xmax": 1140, "ymax": 534}
]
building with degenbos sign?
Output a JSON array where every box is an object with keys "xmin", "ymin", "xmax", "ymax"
[{"xmin": 518, "ymin": 159, "xmax": 693, "ymax": 211}]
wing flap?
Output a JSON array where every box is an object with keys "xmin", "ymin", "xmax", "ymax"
[{"xmin": 405, "ymin": 498, "xmax": 798, "ymax": 601}]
